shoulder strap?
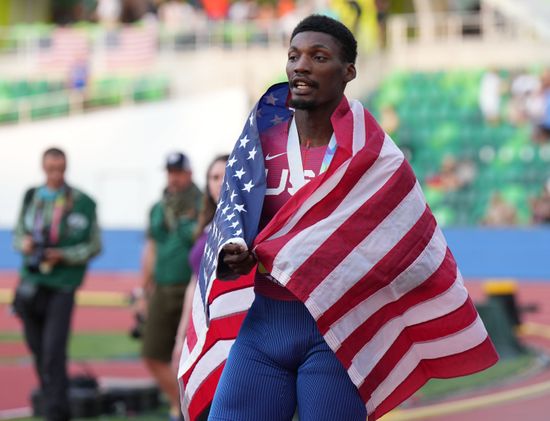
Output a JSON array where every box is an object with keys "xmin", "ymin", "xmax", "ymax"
[{"xmin": 64, "ymin": 184, "xmax": 74, "ymax": 213}]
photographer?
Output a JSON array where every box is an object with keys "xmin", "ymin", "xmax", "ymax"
[
  {"xmin": 12, "ymin": 147, "xmax": 101, "ymax": 421},
  {"xmin": 141, "ymin": 152, "xmax": 201, "ymax": 421}
]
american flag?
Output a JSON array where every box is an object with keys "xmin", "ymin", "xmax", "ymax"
[
  {"xmin": 178, "ymin": 83, "xmax": 498, "ymax": 421},
  {"xmin": 105, "ymin": 26, "xmax": 157, "ymax": 70},
  {"xmin": 37, "ymin": 28, "xmax": 89, "ymax": 73}
]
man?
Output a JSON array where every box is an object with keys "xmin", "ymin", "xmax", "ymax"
[
  {"xmin": 13, "ymin": 147, "xmax": 101, "ymax": 421},
  {"xmin": 141, "ymin": 152, "xmax": 201, "ymax": 421},
  {"xmin": 179, "ymin": 15, "xmax": 498, "ymax": 421}
]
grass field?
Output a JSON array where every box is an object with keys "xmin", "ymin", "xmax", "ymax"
[
  {"xmin": 15, "ymin": 409, "xmax": 169, "ymax": 421},
  {"xmin": 0, "ymin": 331, "xmax": 140, "ymax": 361},
  {"xmin": 418, "ymin": 353, "xmax": 538, "ymax": 402}
]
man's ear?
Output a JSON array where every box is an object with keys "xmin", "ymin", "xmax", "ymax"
[{"xmin": 344, "ymin": 63, "xmax": 357, "ymax": 83}]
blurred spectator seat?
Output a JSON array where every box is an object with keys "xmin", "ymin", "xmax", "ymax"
[
  {"xmin": 364, "ymin": 69, "xmax": 550, "ymax": 226},
  {"xmin": 530, "ymin": 182, "xmax": 550, "ymax": 224},
  {"xmin": 0, "ymin": 74, "xmax": 170, "ymax": 124}
]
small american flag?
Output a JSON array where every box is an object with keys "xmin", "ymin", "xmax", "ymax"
[
  {"xmin": 178, "ymin": 83, "xmax": 498, "ymax": 421},
  {"xmin": 105, "ymin": 26, "xmax": 157, "ymax": 70},
  {"xmin": 37, "ymin": 28, "xmax": 89, "ymax": 72}
]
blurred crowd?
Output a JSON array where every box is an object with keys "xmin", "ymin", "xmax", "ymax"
[
  {"xmin": 478, "ymin": 67, "xmax": 550, "ymax": 226},
  {"xmin": 481, "ymin": 182, "xmax": 550, "ymax": 226},
  {"xmin": 43, "ymin": 0, "xmax": 390, "ymax": 52},
  {"xmin": 6, "ymin": 2, "xmax": 550, "ymax": 231},
  {"xmin": 479, "ymin": 67, "xmax": 550, "ymax": 144},
  {"xmin": 374, "ymin": 65, "xmax": 550, "ymax": 227},
  {"xmin": 418, "ymin": 67, "xmax": 550, "ymax": 227},
  {"xmin": 52, "ymin": 0, "xmax": 330, "ymax": 30}
]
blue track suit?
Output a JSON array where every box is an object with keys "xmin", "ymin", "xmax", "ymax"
[{"xmin": 209, "ymin": 294, "xmax": 367, "ymax": 421}]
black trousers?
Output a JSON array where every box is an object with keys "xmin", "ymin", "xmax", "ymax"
[{"xmin": 15, "ymin": 284, "xmax": 75, "ymax": 421}]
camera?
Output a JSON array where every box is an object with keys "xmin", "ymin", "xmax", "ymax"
[
  {"xmin": 128, "ymin": 288, "xmax": 146, "ymax": 339},
  {"xmin": 130, "ymin": 312, "xmax": 146, "ymax": 339},
  {"xmin": 27, "ymin": 229, "xmax": 49, "ymax": 274}
]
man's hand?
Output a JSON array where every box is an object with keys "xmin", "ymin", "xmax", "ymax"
[
  {"xmin": 21, "ymin": 236, "xmax": 34, "ymax": 255},
  {"xmin": 142, "ymin": 277, "xmax": 155, "ymax": 298},
  {"xmin": 141, "ymin": 239, "xmax": 156, "ymax": 297},
  {"xmin": 44, "ymin": 248, "xmax": 64, "ymax": 266},
  {"xmin": 222, "ymin": 243, "xmax": 257, "ymax": 275}
]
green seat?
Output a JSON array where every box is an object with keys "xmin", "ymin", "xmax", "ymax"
[
  {"xmin": 367, "ymin": 69, "xmax": 542, "ymax": 226},
  {"xmin": 0, "ymin": 99, "xmax": 18, "ymax": 124},
  {"xmin": 30, "ymin": 94, "xmax": 70, "ymax": 120},
  {"xmin": 85, "ymin": 77, "xmax": 126, "ymax": 108},
  {"xmin": 9, "ymin": 80, "xmax": 30, "ymax": 98},
  {"xmin": 133, "ymin": 77, "xmax": 169, "ymax": 102},
  {"xmin": 431, "ymin": 205, "xmax": 457, "ymax": 227}
]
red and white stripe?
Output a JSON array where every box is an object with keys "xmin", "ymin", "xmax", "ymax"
[
  {"xmin": 105, "ymin": 26, "xmax": 157, "ymax": 70},
  {"xmin": 254, "ymin": 98, "xmax": 498, "ymax": 420},
  {"xmin": 37, "ymin": 28, "xmax": 89, "ymax": 72},
  {"xmin": 178, "ymin": 273, "xmax": 254, "ymax": 421},
  {"xmin": 178, "ymin": 96, "xmax": 498, "ymax": 421}
]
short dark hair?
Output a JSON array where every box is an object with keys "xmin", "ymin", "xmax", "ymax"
[
  {"xmin": 291, "ymin": 14, "xmax": 357, "ymax": 64},
  {"xmin": 43, "ymin": 147, "xmax": 66, "ymax": 160}
]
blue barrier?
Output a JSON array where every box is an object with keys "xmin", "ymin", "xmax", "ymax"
[
  {"xmin": 443, "ymin": 227, "xmax": 550, "ymax": 279},
  {"xmin": 0, "ymin": 229, "xmax": 144, "ymax": 272},
  {"xmin": 1, "ymin": 228, "xmax": 549, "ymax": 279}
]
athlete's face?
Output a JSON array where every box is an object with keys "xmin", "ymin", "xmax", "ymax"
[
  {"xmin": 286, "ymin": 31, "xmax": 356, "ymax": 111},
  {"xmin": 208, "ymin": 159, "xmax": 226, "ymax": 203}
]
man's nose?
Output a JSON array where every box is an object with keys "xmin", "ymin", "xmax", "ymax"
[{"xmin": 293, "ymin": 55, "xmax": 311, "ymax": 74}]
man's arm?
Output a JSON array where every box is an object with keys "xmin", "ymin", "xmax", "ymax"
[
  {"xmin": 55, "ymin": 218, "xmax": 102, "ymax": 265},
  {"xmin": 141, "ymin": 238, "xmax": 156, "ymax": 294},
  {"xmin": 13, "ymin": 189, "xmax": 35, "ymax": 255}
]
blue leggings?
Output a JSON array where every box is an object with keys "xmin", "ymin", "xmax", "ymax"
[{"xmin": 208, "ymin": 294, "xmax": 366, "ymax": 421}]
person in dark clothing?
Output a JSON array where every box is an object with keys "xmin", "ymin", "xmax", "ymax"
[{"xmin": 13, "ymin": 147, "xmax": 101, "ymax": 421}]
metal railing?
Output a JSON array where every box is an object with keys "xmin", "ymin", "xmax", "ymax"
[
  {"xmin": 0, "ymin": 78, "xmax": 170, "ymax": 124},
  {"xmin": 0, "ymin": 20, "xmax": 290, "ymax": 58},
  {"xmin": 387, "ymin": 10, "xmax": 542, "ymax": 49}
]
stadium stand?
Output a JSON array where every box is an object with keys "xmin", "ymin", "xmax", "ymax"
[
  {"xmin": 364, "ymin": 69, "xmax": 550, "ymax": 226},
  {"xmin": 0, "ymin": 75, "xmax": 170, "ymax": 123}
]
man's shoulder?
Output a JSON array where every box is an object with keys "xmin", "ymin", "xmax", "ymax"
[
  {"xmin": 23, "ymin": 186, "xmax": 38, "ymax": 198},
  {"xmin": 150, "ymin": 199, "xmax": 163, "ymax": 209},
  {"xmin": 149, "ymin": 200, "xmax": 163, "ymax": 216},
  {"xmin": 19, "ymin": 187, "xmax": 38, "ymax": 209},
  {"xmin": 188, "ymin": 183, "xmax": 202, "ymax": 199},
  {"xmin": 70, "ymin": 187, "xmax": 96, "ymax": 208}
]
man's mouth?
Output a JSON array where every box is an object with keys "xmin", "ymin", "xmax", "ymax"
[{"xmin": 292, "ymin": 78, "xmax": 318, "ymax": 93}]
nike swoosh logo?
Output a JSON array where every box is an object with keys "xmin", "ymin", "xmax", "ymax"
[{"xmin": 265, "ymin": 152, "xmax": 287, "ymax": 161}]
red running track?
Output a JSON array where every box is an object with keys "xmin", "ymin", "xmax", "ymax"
[
  {"xmin": 0, "ymin": 361, "xmax": 151, "ymax": 411},
  {"xmin": 2, "ymin": 271, "xmax": 550, "ymax": 419},
  {"xmin": 0, "ymin": 271, "xmax": 149, "ymax": 413},
  {"xmin": 0, "ymin": 271, "xmax": 139, "ymax": 333},
  {"xmin": 390, "ymin": 279, "xmax": 550, "ymax": 421}
]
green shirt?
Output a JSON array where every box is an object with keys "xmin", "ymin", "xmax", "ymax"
[
  {"xmin": 148, "ymin": 188, "xmax": 201, "ymax": 285},
  {"xmin": 13, "ymin": 185, "xmax": 101, "ymax": 290}
]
